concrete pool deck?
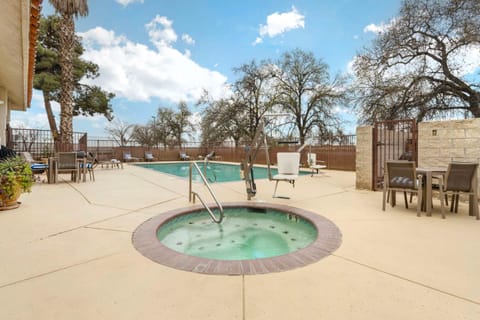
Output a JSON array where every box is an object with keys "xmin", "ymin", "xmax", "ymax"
[{"xmin": 0, "ymin": 163, "xmax": 479, "ymax": 319}]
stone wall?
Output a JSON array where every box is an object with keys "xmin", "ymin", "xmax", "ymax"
[
  {"xmin": 418, "ymin": 118, "xmax": 480, "ymax": 166},
  {"xmin": 355, "ymin": 118, "xmax": 480, "ymax": 195},
  {"xmin": 418, "ymin": 118, "xmax": 480, "ymax": 195},
  {"xmin": 355, "ymin": 126, "xmax": 373, "ymax": 190}
]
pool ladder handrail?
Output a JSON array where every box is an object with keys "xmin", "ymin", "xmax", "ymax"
[
  {"xmin": 189, "ymin": 161, "xmax": 224, "ymax": 223},
  {"xmin": 203, "ymin": 153, "xmax": 217, "ymax": 183}
]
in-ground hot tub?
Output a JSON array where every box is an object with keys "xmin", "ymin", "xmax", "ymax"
[{"xmin": 132, "ymin": 202, "xmax": 342, "ymax": 275}]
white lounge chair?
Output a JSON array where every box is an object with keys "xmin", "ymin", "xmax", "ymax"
[
  {"xmin": 307, "ymin": 153, "xmax": 327, "ymax": 177},
  {"xmin": 179, "ymin": 152, "xmax": 190, "ymax": 161},
  {"xmin": 144, "ymin": 151, "xmax": 157, "ymax": 161},
  {"xmin": 272, "ymin": 152, "xmax": 300, "ymax": 199},
  {"xmin": 123, "ymin": 151, "xmax": 140, "ymax": 162}
]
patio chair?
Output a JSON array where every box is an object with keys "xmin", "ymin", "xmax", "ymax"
[
  {"xmin": 123, "ymin": 151, "xmax": 140, "ymax": 162},
  {"xmin": 382, "ymin": 160, "xmax": 423, "ymax": 216},
  {"xmin": 438, "ymin": 162, "xmax": 479, "ymax": 219},
  {"xmin": 19, "ymin": 151, "xmax": 48, "ymax": 175},
  {"xmin": 56, "ymin": 152, "xmax": 80, "ymax": 182},
  {"xmin": 272, "ymin": 152, "xmax": 300, "ymax": 199},
  {"xmin": 144, "ymin": 151, "xmax": 157, "ymax": 162},
  {"xmin": 78, "ymin": 152, "xmax": 98, "ymax": 181},
  {"xmin": 307, "ymin": 153, "xmax": 327, "ymax": 177},
  {"xmin": 179, "ymin": 152, "xmax": 190, "ymax": 161}
]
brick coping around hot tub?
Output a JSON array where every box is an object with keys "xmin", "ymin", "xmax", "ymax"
[{"xmin": 132, "ymin": 202, "xmax": 342, "ymax": 275}]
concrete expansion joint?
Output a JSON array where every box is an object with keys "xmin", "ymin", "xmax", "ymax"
[
  {"xmin": 64, "ymin": 180, "xmax": 93, "ymax": 205},
  {"xmin": 332, "ymin": 254, "xmax": 480, "ymax": 306},
  {"xmin": 0, "ymin": 253, "xmax": 119, "ymax": 290},
  {"xmin": 128, "ymin": 172, "xmax": 186, "ymax": 196},
  {"xmin": 84, "ymin": 226, "xmax": 132, "ymax": 233}
]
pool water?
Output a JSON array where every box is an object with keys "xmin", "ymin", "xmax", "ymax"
[
  {"xmin": 137, "ymin": 162, "xmax": 306, "ymax": 183},
  {"xmin": 156, "ymin": 207, "xmax": 318, "ymax": 260}
]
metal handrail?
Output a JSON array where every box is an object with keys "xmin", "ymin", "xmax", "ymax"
[
  {"xmin": 189, "ymin": 161, "xmax": 224, "ymax": 223},
  {"xmin": 203, "ymin": 155, "xmax": 217, "ymax": 182}
]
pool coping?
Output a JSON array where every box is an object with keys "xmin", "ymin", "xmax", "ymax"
[{"xmin": 132, "ymin": 202, "xmax": 342, "ymax": 275}]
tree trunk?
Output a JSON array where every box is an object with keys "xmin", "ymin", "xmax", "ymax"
[
  {"xmin": 42, "ymin": 91, "xmax": 60, "ymax": 146},
  {"xmin": 470, "ymin": 93, "xmax": 480, "ymax": 118},
  {"xmin": 58, "ymin": 14, "xmax": 75, "ymax": 151}
]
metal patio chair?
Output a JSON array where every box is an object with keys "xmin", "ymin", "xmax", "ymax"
[
  {"xmin": 382, "ymin": 160, "xmax": 423, "ymax": 216},
  {"xmin": 56, "ymin": 152, "xmax": 80, "ymax": 182},
  {"xmin": 438, "ymin": 162, "xmax": 479, "ymax": 219}
]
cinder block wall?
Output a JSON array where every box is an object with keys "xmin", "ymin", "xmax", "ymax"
[
  {"xmin": 418, "ymin": 118, "xmax": 480, "ymax": 196},
  {"xmin": 355, "ymin": 126, "xmax": 373, "ymax": 190}
]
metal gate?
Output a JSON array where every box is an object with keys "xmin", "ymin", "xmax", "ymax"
[{"xmin": 372, "ymin": 119, "xmax": 417, "ymax": 190}]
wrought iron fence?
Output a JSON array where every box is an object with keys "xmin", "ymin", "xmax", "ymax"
[
  {"xmin": 6, "ymin": 128, "xmax": 356, "ymax": 170},
  {"xmin": 7, "ymin": 127, "xmax": 87, "ymax": 160}
]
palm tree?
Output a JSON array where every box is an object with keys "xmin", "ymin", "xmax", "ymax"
[{"xmin": 49, "ymin": 0, "xmax": 89, "ymax": 151}]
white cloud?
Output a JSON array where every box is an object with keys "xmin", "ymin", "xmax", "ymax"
[
  {"xmin": 115, "ymin": 0, "xmax": 144, "ymax": 7},
  {"xmin": 77, "ymin": 17, "xmax": 229, "ymax": 104},
  {"xmin": 145, "ymin": 15, "xmax": 178, "ymax": 48},
  {"xmin": 346, "ymin": 58, "xmax": 357, "ymax": 76},
  {"xmin": 252, "ymin": 37, "xmax": 263, "ymax": 45},
  {"xmin": 450, "ymin": 45, "xmax": 480, "ymax": 76},
  {"xmin": 10, "ymin": 113, "xmax": 50, "ymax": 130},
  {"xmin": 181, "ymin": 34, "xmax": 195, "ymax": 45},
  {"xmin": 11, "ymin": 91, "xmax": 60, "ymax": 130},
  {"xmin": 253, "ymin": 6, "xmax": 305, "ymax": 45},
  {"xmin": 363, "ymin": 19, "xmax": 396, "ymax": 34},
  {"xmin": 79, "ymin": 27, "xmax": 127, "ymax": 48}
]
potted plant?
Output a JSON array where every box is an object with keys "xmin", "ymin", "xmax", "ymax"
[{"xmin": 0, "ymin": 156, "xmax": 34, "ymax": 209}]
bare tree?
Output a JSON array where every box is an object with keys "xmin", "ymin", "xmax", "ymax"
[
  {"xmin": 198, "ymin": 60, "xmax": 282, "ymax": 146},
  {"xmin": 153, "ymin": 102, "xmax": 194, "ymax": 148},
  {"xmin": 153, "ymin": 108, "xmax": 174, "ymax": 149},
  {"xmin": 169, "ymin": 102, "xmax": 194, "ymax": 148},
  {"xmin": 353, "ymin": 0, "xmax": 480, "ymax": 123},
  {"xmin": 273, "ymin": 49, "xmax": 347, "ymax": 144},
  {"xmin": 105, "ymin": 119, "xmax": 133, "ymax": 147},
  {"xmin": 131, "ymin": 125, "xmax": 154, "ymax": 148},
  {"xmin": 233, "ymin": 60, "xmax": 279, "ymax": 139},
  {"xmin": 199, "ymin": 96, "xmax": 249, "ymax": 147}
]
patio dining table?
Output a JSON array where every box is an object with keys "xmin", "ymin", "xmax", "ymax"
[{"xmin": 416, "ymin": 167, "xmax": 447, "ymax": 216}]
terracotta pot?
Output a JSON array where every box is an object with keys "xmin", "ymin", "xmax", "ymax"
[{"xmin": 0, "ymin": 183, "xmax": 22, "ymax": 208}]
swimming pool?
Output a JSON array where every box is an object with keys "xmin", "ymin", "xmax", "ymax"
[{"xmin": 136, "ymin": 162, "xmax": 307, "ymax": 182}]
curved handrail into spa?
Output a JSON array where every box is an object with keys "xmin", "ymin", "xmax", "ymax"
[{"xmin": 188, "ymin": 161, "xmax": 224, "ymax": 223}]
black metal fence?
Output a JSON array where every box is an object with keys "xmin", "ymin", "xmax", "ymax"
[
  {"xmin": 7, "ymin": 127, "xmax": 357, "ymax": 171},
  {"xmin": 6, "ymin": 127, "xmax": 87, "ymax": 160},
  {"xmin": 372, "ymin": 119, "xmax": 417, "ymax": 190}
]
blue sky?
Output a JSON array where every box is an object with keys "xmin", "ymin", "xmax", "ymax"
[{"xmin": 12, "ymin": 0, "xmax": 405, "ymax": 138}]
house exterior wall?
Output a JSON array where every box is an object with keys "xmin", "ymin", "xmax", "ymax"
[
  {"xmin": 0, "ymin": 0, "xmax": 41, "ymax": 147},
  {"xmin": 0, "ymin": 88, "xmax": 8, "ymax": 145}
]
